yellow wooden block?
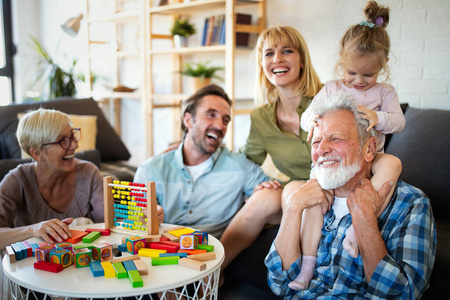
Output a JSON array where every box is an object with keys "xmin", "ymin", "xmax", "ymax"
[
  {"xmin": 101, "ymin": 261, "xmax": 116, "ymax": 278},
  {"xmin": 168, "ymin": 228, "xmax": 195, "ymax": 238},
  {"xmin": 138, "ymin": 248, "xmax": 167, "ymax": 257}
]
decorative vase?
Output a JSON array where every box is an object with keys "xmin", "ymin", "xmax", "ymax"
[
  {"xmin": 173, "ymin": 35, "xmax": 188, "ymax": 48},
  {"xmin": 192, "ymin": 77, "xmax": 211, "ymax": 91}
]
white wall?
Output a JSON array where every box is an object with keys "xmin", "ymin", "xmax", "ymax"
[{"xmin": 12, "ymin": 0, "xmax": 450, "ymax": 166}]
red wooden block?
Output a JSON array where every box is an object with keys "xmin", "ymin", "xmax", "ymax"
[
  {"xmin": 34, "ymin": 261, "xmax": 63, "ymax": 273},
  {"xmin": 85, "ymin": 228, "xmax": 111, "ymax": 236},
  {"xmin": 21, "ymin": 241, "xmax": 33, "ymax": 257},
  {"xmin": 66, "ymin": 230, "xmax": 88, "ymax": 244},
  {"xmin": 160, "ymin": 241, "xmax": 179, "ymax": 247},
  {"xmin": 159, "ymin": 237, "xmax": 170, "ymax": 242},
  {"xmin": 150, "ymin": 243, "xmax": 179, "ymax": 253}
]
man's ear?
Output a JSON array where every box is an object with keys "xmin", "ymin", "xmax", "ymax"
[
  {"xmin": 363, "ymin": 136, "xmax": 377, "ymax": 162},
  {"xmin": 29, "ymin": 148, "xmax": 43, "ymax": 162},
  {"xmin": 183, "ymin": 112, "xmax": 194, "ymax": 131}
]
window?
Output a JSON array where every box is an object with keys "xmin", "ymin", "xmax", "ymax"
[{"xmin": 0, "ymin": 0, "xmax": 14, "ymax": 104}]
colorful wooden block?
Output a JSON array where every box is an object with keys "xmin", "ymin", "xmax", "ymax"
[
  {"xmin": 187, "ymin": 252, "xmax": 216, "ymax": 262},
  {"xmin": 92, "ymin": 242, "xmax": 113, "ymax": 262},
  {"xmin": 150, "ymin": 242, "xmax": 179, "ymax": 253},
  {"xmin": 55, "ymin": 242, "xmax": 73, "ymax": 251},
  {"xmin": 11, "ymin": 243, "xmax": 23, "ymax": 260},
  {"xmin": 67, "ymin": 230, "xmax": 88, "ymax": 244},
  {"xmin": 110, "ymin": 254, "xmax": 140, "ymax": 264},
  {"xmin": 49, "ymin": 249, "xmax": 72, "ymax": 268},
  {"xmin": 151, "ymin": 256, "xmax": 179, "ymax": 266},
  {"xmin": 178, "ymin": 258, "xmax": 206, "ymax": 271},
  {"xmin": 193, "ymin": 231, "xmax": 209, "ymax": 245},
  {"xmin": 85, "ymin": 228, "xmax": 111, "ymax": 236},
  {"xmin": 82, "ymin": 231, "xmax": 101, "ymax": 243},
  {"xmin": 101, "ymin": 261, "xmax": 116, "ymax": 278},
  {"xmin": 197, "ymin": 244, "xmax": 214, "ymax": 252},
  {"xmin": 21, "ymin": 241, "xmax": 33, "ymax": 257},
  {"xmin": 133, "ymin": 259, "xmax": 148, "ymax": 275},
  {"xmin": 6, "ymin": 246, "xmax": 16, "ymax": 263},
  {"xmin": 164, "ymin": 225, "xmax": 186, "ymax": 233},
  {"xmin": 128, "ymin": 270, "xmax": 143, "ymax": 288},
  {"xmin": 15, "ymin": 242, "xmax": 27, "ymax": 258},
  {"xmin": 161, "ymin": 232, "xmax": 179, "ymax": 242},
  {"xmin": 30, "ymin": 243, "xmax": 40, "ymax": 256},
  {"xmin": 178, "ymin": 249, "xmax": 207, "ymax": 255},
  {"xmin": 90, "ymin": 260, "xmax": 104, "ymax": 277},
  {"xmin": 169, "ymin": 228, "xmax": 195, "ymax": 238},
  {"xmin": 35, "ymin": 245, "xmax": 55, "ymax": 262},
  {"xmin": 73, "ymin": 248, "xmax": 92, "ymax": 268},
  {"xmin": 34, "ymin": 261, "xmax": 63, "ymax": 273},
  {"xmin": 112, "ymin": 262, "xmax": 128, "ymax": 279},
  {"xmin": 138, "ymin": 248, "xmax": 167, "ymax": 257},
  {"xmin": 126, "ymin": 236, "xmax": 146, "ymax": 255},
  {"xmin": 118, "ymin": 243, "xmax": 127, "ymax": 252},
  {"xmin": 160, "ymin": 252, "xmax": 188, "ymax": 258},
  {"xmin": 180, "ymin": 234, "xmax": 196, "ymax": 250},
  {"xmin": 122, "ymin": 260, "xmax": 137, "ymax": 272}
]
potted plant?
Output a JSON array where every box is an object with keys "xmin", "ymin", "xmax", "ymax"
[
  {"xmin": 180, "ymin": 61, "xmax": 224, "ymax": 90},
  {"xmin": 28, "ymin": 36, "xmax": 79, "ymax": 100},
  {"xmin": 170, "ymin": 17, "xmax": 196, "ymax": 48}
]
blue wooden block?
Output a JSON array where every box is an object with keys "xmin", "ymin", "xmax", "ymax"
[
  {"xmin": 30, "ymin": 243, "xmax": 40, "ymax": 256},
  {"xmin": 16, "ymin": 242, "xmax": 27, "ymax": 258},
  {"xmin": 90, "ymin": 260, "xmax": 104, "ymax": 277},
  {"xmin": 122, "ymin": 260, "xmax": 137, "ymax": 272},
  {"xmin": 118, "ymin": 243, "xmax": 127, "ymax": 252},
  {"xmin": 159, "ymin": 252, "xmax": 188, "ymax": 258},
  {"xmin": 11, "ymin": 243, "xmax": 23, "ymax": 260}
]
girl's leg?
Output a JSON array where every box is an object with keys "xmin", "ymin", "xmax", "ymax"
[{"xmin": 288, "ymin": 205, "xmax": 323, "ymax": 291}]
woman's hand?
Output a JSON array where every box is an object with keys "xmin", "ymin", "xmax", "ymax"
[
  {"xmin": 253, "ymin": 180, "xmax": 282, "ymax": 192},
  {"xmin": 31, "ymin": 218, "xmax": 73, "ymax": 244},
  {"xmin": 157, "ymin": 205, "xmax": 165, "ymax": 224},
  {"xmin": 357, "ymin": 106, "xmax": 378, "ymax": 131}
]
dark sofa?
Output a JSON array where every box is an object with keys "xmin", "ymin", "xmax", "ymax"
[
  {"xmin": 223, "ymin": 104, "xmax": 450, "ymax": 299},
  {"xmin": 0, "ymin": 97, "xmax": 136, "ymax": 182}
]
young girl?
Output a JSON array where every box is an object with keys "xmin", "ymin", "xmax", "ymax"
[{"xmin": 289, "ymin": 1, "xmax": 405, "ymax": 291}]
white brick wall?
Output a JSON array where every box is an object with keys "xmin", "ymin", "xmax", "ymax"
[{"xmin": 266, "ymin": 0, "xmax": 450, "ymax": 109}]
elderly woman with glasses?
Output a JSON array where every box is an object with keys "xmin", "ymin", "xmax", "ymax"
[{"xmin": 0, "ymin": 108, "xmax": 103, "ymax": 250}]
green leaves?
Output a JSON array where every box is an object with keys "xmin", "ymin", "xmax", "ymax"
[
  {"xmin": 180, "ymin": 61, "xmax": 223, "ymax": 80},
  {"xmin": 28, "ymin": 35, "xmax": 78, "ymax": 99},
  {"xmin": 170, "ymin": 17, "xmax": 196, "ymax": 37}
]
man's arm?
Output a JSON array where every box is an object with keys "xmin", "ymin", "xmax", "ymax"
[{"xmin": 348, "ymin": 179, "xmax": 436, "ymax": 298}]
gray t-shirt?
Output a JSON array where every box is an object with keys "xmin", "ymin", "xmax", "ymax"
[{"xmin": 0, "ymin": 160, "xmax": 104, "ymax": 228}]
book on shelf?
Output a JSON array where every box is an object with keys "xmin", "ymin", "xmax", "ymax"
[
  {"xmin": 204, "ymin": 15, "xmax": 215, "ymax": 46},
  {"xmin": 202, "ymin": 14, "xmax": 226, "ymax": 46},
  {"xmin": 236, "ymin": 13, "xmax": 252, "ymax": 47}
]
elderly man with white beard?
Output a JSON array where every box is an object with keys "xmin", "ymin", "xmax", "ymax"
[{"xmin": 265, "ymin": 92, "xmax": 436, "ymax": 299}]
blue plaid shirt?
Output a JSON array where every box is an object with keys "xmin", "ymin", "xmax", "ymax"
[{"xmin": 265, "ymin": 181, "xmax": 436, "ymax": 299}]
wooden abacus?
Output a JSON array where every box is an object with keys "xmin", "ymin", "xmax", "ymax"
[{"xmin": 103, "ymin": 176, "xmax": 159, "ymax": 236}]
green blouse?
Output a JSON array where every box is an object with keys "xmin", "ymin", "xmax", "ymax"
[{"xmin": 241, "ymin": 96, "xmax": 313, "ymax": 181}]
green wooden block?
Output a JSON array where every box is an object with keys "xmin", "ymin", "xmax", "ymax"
[
  {"xmin": 112, "ymin": 262, "xmax": 128, "ymax": 279},
  {"xmin": 128, "ymin": 270, "xmax": 143, "ymax": 288},
  {"xmin": 82, "ymin": 231, "xmax": 100, "ymax": 243},
  {"xmin": 74, "ymin": 244, "xmax": 92, "ymax": 249},
  {"xmin": 151, "ymin": 256, "xmax": 179, "ymax": 266},
  {"xmin": 197, "ymin": 244, "xmax": 214, "ymax": 252}
]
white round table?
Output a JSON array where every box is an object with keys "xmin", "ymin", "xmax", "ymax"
[{"xmin": 2, "ymin": 223, "xmax": 224, "ymax": 299}]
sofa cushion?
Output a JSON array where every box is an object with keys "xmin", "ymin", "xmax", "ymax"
[
  {"xmin": 385, "ymin": 107, "xmax": 450, "ymax": 220},
  {"xmin": 0, "ymin": 98, "xmax": 130, "ymax": 162}
]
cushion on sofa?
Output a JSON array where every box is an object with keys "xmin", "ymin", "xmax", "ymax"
[
  {"xmin": 385, "ymin": 106, "xmax": 450, "ymax": 220},
  {"xmin": 0, "ymin": 98, "xmax": 130, "ymax": 162}
]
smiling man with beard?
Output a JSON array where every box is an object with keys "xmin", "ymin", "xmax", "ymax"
[
  {"xmin": 134, "ymin": 84, "xmax": 280, "ymax": 244},
  {"xmin": 265, "ymin": 92, "xmax": 436, "ymax": 299}
]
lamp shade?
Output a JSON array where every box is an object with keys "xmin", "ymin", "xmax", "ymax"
[{"xmin": 61, "ymin": 14, "xmax": 83, "ymax": 37}]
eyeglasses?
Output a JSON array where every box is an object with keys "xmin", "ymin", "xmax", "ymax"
[{"xmin": 42, "ymin": 128, "xmax": 81, "ymax": 150}]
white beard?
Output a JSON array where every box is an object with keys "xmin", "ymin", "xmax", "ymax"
[{"xmin": 315, "ymin": 157, "xmax": 361, "ymax": 190}]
